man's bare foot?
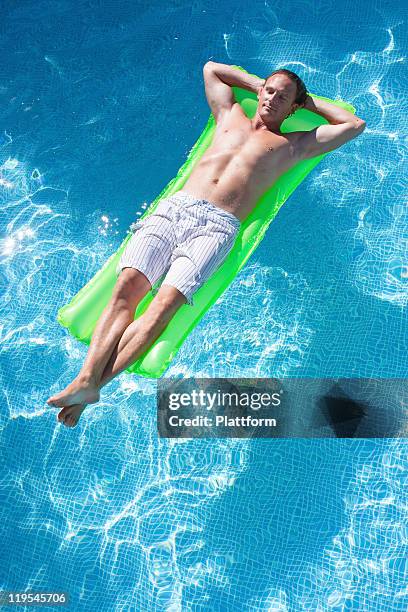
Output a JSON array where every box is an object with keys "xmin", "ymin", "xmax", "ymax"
[
  {"xmin": 57, "ymin": 403, "xmax": 87, "ymax": 428},
  {"xmin": 47, "ymin": 375, "xmax": 100, "ymax": 408}
]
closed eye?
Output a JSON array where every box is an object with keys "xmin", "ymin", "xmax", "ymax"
[{"xmin": 266, "ymin": 88, "xmax": 287, "ymax": 100}]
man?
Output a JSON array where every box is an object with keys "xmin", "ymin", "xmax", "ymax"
[{"xmin": 47, "ymin": 62, "xmax": 366, "ymax": 427}]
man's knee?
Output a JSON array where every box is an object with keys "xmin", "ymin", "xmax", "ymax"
[
  {"xmin": 112, "ymin": 268, "xmax": 151, "ymax": 306},
  {"xmin": 143, "ymin": 285, "xmax": 187, "ymax": 329}
]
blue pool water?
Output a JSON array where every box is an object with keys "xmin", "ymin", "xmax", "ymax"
[{"xmin": 0, "ymin": 1, "xmax": 407, "ymax": 610}]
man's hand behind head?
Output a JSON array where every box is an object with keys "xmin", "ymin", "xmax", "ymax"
[{"xmin": 256, "ymin": 80, "xmax": 266, "ymax": 98}]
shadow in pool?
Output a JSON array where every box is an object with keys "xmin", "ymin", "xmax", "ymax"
[{"xmin": 315, "ymin": 384, "xmax": 368, "ymax": 438}]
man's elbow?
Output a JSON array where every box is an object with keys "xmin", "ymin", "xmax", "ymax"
[{"xmin": 203, "ymin": 61, "xmax": 215, "ymax": 71}]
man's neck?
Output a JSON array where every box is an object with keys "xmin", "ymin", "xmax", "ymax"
[{"xmin": 251, "ymin": 113, "xmax": 282, "ymax": 135}]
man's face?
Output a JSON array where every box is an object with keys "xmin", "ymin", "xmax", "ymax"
[{"xmin": 258, "ymin": 74, "xmax": 300, "ymax": 124}]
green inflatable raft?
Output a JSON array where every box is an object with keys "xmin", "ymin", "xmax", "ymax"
[{"xmin": 57, "ymin": 66, "xmax": 355, "ymax": 379}]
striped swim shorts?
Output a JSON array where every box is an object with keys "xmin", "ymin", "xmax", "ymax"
[{"xmin": 116, "ymin": 190, "xmax": 241, "ymax": 306}]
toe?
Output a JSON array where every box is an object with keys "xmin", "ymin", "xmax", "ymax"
[
  {"xmin": 49, "ymin": 397, "xmax": 65, "ymax": 408},
  {"xmin": 57, "ymin": 406, "xmax": 70, "ymax": 423},
  {"xmin": 53, "ymin": 398, "xmax": 67, "ymax": 408},
  {"xmin": 60, "ymin": 405, "xmax": 83, "ymax": 428},
  {"xmin": 67, "ymin": 413, "xmax": 76, "ymax": 426}
]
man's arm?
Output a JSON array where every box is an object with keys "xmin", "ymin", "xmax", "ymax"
[
  {"xmin": 203, "ymin": 61, "xmax": 264, "ymax": 122},
  {"xmin": 294, "ymin": 95, "xmax": 366, "ymax": 160}
]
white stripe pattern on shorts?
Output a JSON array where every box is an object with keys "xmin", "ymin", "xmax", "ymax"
[{"xmin": 116, "ymin": 190, "xmax": 241, "ymax": 306}]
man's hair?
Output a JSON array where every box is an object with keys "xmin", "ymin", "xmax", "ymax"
[{"xmin": 265, "ymin": 69, "xmax": 308, "ymax": 106}]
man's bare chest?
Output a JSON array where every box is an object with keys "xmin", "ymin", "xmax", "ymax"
[{"xmin": 208, "ymin": 125, "xmax": 293, "ymax": 177}]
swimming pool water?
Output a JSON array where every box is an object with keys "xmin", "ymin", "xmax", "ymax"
[{"xmin": 0, "ymin": 1, "xmax": 407, "ymax": 610}]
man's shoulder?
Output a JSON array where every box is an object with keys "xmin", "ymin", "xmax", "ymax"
[
  {"xmin": 283, "ymin": 130, "xmax": 307, "ymax": 160},
  {"xmin": 214, "ymin": 102, "xmax": 249, "ymax": 126},
  {"xmin": 284, "ymin": 130, "xmax": 304, "ymax": 145}
]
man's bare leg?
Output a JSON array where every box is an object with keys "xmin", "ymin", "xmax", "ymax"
[
  {"xmin": 99, "ymin": 285, "xmax": 187, "ymax": 388},
  {"xmin": 47, "ymin": 268, "xmax": 151, "ymax": 410},
  {"xmin": 56, "ymin": 285, "xmax": 187, "ymax": 427}
]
